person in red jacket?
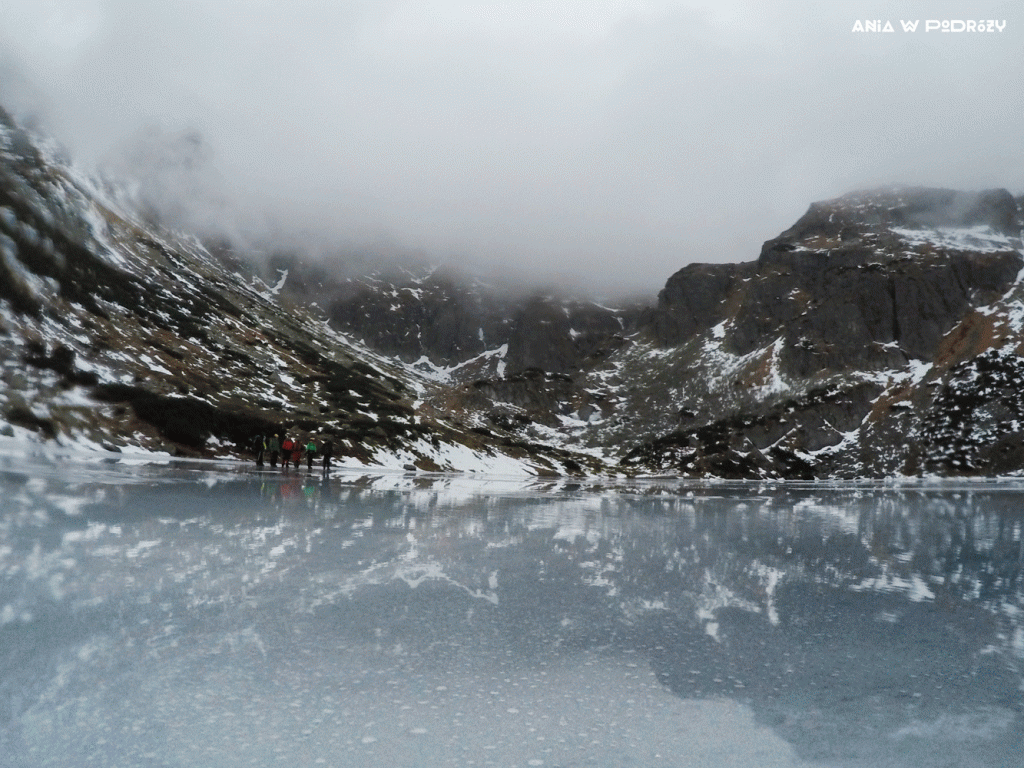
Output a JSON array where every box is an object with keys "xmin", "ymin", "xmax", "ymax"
[{"xmin": 281, "ymin": 435, "xmax": 294, "ymax": 470}]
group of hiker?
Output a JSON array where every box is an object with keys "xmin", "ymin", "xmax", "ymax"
[{"xmin": 252, "ymin": 433, "xmax": 335, "ymax": 472}]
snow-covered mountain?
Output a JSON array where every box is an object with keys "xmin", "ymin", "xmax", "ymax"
[
  {"xmin": 0, "ymin": 106, "xmax": 606, "ymax": 476},
  {"xmin": 313, "ymin": 187, "xmax": 1024, "ymax": 479},
  {"xmin": 4, "ymin": 104, "xmax": 1024, "ymax": 478}
]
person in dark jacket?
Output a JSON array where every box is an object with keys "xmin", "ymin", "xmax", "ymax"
[
  {"xmin": 253, "ymin": 434, "xmax": 266, "ymax": 466},
  {"xmin": 322, "ymin": 439, "xmax": 334, "ymax": 473}
]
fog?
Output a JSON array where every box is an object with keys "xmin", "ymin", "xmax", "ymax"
[{"xmin": 1, "ymin": 0, "xmax": 1022, "ymax": 295}]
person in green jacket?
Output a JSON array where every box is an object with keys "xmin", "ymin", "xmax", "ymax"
[
  {"xmin": 267, "ymin": 434, "xmax": 281, "ymax": 468},
  {"xmin": 305, "ymin": 438, "xmax": 317, "ymax": 471}
]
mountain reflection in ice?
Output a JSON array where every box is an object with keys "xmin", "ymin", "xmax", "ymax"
[{"xmin": 1, "ymin": 456, "xmax": 1022, "ymax": 767}]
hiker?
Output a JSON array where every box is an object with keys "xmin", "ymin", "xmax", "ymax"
[
  {"xmin": 268, "ymin": 434, "xmax": 281, "ymax": 467},
  {"xmin": 252, "ymin": 433, "xmax": 266, "ymax": 466},
  {"xmin": 322, "ymin": 439, "xmax": 334, "ymax": 473},
  {"xmin": 305, "ymin": 437, "xmax": 317, "ymax": 471},
  {"xmin": 281, "ymin": 435, "xmax": 295, "ymax": 470},
  {"xmin": 291, "ymin": 437, "xmax": 303, "ymax": 469}
]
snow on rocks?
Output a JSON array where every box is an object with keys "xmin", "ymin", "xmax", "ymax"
[{"xmin": 891, "ymin": 225, "xmax": 1022, "ymax": 254}]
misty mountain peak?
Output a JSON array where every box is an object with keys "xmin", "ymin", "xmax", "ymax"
[
  {"xmin": 762, "ymin": 186, "xmax": 1023, "ymax": 262},
  {"xmin": 7, "ymin": 104, "xmax": 1024, "ymax": 480}
]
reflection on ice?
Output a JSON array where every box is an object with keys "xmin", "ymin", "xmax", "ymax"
[
  {"xmin": 1, "ymin": 455, "xmax": 1023, "ymax": 766},
  {"xmin": 17, "ymin": 641, "xmax": 810, "ymax": 767}
]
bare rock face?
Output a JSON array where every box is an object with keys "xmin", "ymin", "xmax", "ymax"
[
  {"xmin": 325, "ymin": 270, "xmax": 511, "ymax": 366},
  {"xmin": 605, "ymin": 187, "xmax": 1024, "ymax": 478},
  {"xmin": 503, "ymin": 296, "xmax": 630, "ymax": 375},
  {"xmin": 652, "ymin": 188, "xmax": 1023, "ymax": 377},
  {"xmin": 324, "ymin": 270, "xmax": 639, "ymax": 376},
  {"xmin": 653, "ymin": 262, "xmax": 752, "ymax": 347}
]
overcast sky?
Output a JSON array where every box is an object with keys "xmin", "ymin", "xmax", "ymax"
[{"xmin": 1, "ymin": 0, "xmax": 1021, "ymax": 295}]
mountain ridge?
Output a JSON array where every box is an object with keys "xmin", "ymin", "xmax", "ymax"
[
  {"xmin": 3, "ymin": 106, "xmax": 1024, "ymax": 479},
  {"xmin": 0, "ymin": 106, "xmax": 608, "ymax": 476}
]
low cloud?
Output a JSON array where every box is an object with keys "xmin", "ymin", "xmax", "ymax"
[{"xmin": 2, "ymin": 1, "xmax": 1021, "ymax": 296}]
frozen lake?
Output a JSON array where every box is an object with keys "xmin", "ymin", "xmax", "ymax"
[{"xmin": 1, "ymin": 453, "xmax": 1022, "ymax": 767}]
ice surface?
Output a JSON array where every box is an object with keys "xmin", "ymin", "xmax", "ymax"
[
  {"xmin": 1, "ymin": 456, "xmax": 1022, "ymax": 767},
  {"xmin": 14, "ymin": 643, "xmax": 811, "ymax": 768}
]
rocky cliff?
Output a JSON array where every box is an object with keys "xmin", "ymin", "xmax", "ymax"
[
  {"xmin": 321, "ymin": 268, "xmax": 640, "ymax": 376},
  {"xmin": 653, "ymin": 188, "xmax": 1021, "ymax": 371},
  {"xmin": 615, "ymin": 187, "xmax": 1024, "ymax": 477}
]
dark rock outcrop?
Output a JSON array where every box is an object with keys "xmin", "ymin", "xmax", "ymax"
[
  {"xmin": 915, "ymin": 349, "xmax": 1024, "ymax": 475},
  {"xmin": 323, "ymin": 269, "xmax": 639, "ymax": 376},
  {"xmin": 504, "ymin": 296, "xmax": 629, "ymax": 374},
  {"xmin": 606, "ymin": 187, "xmax": 1024, "ymax": 478},
  {"xmin": 620, "ymin": 382, "xmax": 885, "ymax": 479},
  {"xmin": 771, "ymin": 187, "xmax": 1021, "ymax": 243},
  {"xmin": 651, "ymin": 187, "xmax": 1023, "ymax": 378},
  {"xmin": 653, "ymin": 262, "xmax": 752, "ymax": 346},
  {"xmin": 326, "ymin": 270, "xmax": 512, "ymax": 366}
]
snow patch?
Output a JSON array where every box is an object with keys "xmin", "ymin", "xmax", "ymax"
[
  {"xmin": 270, "ymin": 269, "xmax": 288, "ymax": 295},
  {"xmin": 891, "ymin": 225, "xmax": 1022, "ymax": 254}
]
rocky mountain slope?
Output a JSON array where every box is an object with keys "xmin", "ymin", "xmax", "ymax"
[
  {"xmin": 310, "ymin": 187, "xmax": 1024, "ymax": 479},
  {"xmin": 4, "ymin": 104, "xmax": 1024, "ymax": 479},
  {"xmin": 323, "ymin": 268, "xmax": 641, "ymax": 376},
  {"xmin": 612, "ymin": 187, "xmax": 1024, "ymax": 477},
  {"xmin": 0, "ymin": 106, "xmax": 606, "ymax": 476}
]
